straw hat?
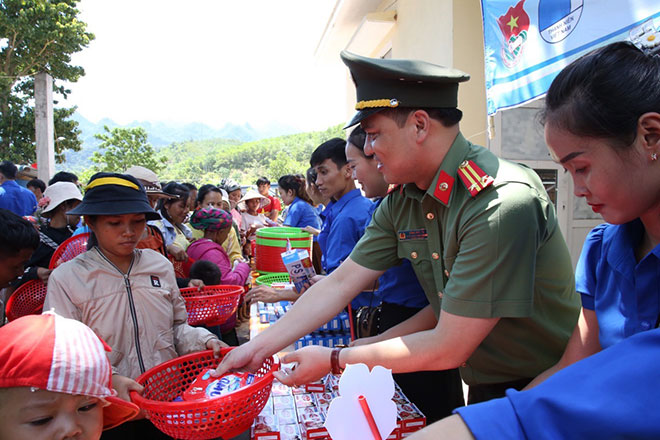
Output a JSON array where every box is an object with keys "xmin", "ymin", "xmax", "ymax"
[
  {"xmin": 238, "ymin": 188, "xmax": 270, "ymax": 210},
  {"xmin": 125, "ymin": 165, "xmax": 176, "ymax": 200},
  {"xmin": 0, "ymin": 312, "xmax": 139, "ymax": 430},
  {"xmin": 41, "ymin": 182, "xmax": 83, "ymax": 215}
]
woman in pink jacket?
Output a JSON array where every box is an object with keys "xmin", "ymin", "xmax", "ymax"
[{"xmin": 187, "ymin": 207, "xmax": 251, "ymax": 286}]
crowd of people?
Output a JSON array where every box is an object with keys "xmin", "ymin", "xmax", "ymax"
[{"xmin": 0, "ymin": 40, "xmax": 659, "ymax": 439}]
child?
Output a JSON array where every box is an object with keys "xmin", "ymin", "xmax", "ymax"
[
  {"xmin": 188, "ymin": 259, "xmax": 223, "ymax": 286},
  {"xmin": 239, "ymin": 189, "xmax": 277, "ymax": 257},
  {"xmin": 256, "ymin": 176, "xmax": 281, "ymax": 222},
  {"xmin": 43, "ymin": 172, "xmax": 226, "ymax": 438},
  {"xmin": 0, "ymin": 209, "xmax": 39, "ymax": 324},
  {"xmin": 21, "ymin": 181, "xmax": 83, "ymax": 285},
  {"xmin": 0, "ymin": 312, "xmax": 139, "ymax": 439}
]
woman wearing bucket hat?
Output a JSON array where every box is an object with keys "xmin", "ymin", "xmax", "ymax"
[
  {"xmin": 0, "ymin": 312, "xmax": 139, "ymax": 439},
  {"xmin": 43, "ymin": 172, "xmax": 226, "ymax": 439},
  {"xmin": 20, "ymin": 181, "xmax": 83, "ymax": 286}
]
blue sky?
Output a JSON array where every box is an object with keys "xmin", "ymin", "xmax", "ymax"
[{"xmin": 66, "ymin": 0, "xmax": 348, "ymax": 132}]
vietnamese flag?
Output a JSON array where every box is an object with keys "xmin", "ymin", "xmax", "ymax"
[{"xmin": 497, "ymin": 0, "xmax": 530, "ymax": 41}]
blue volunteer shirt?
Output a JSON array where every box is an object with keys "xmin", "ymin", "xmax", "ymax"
[
  {"xmin": 318, "ymin": 189, "xmax": 375, "ymax": 308},
  {"xmin": 576, "ymin": 220, "xmax": 660, "ymax": 349},
  {"xmin": 370, "ymin": 200, "xmax": 428, "ymax": 309},
  {"xmin": 283, "ymin": 197, "xmax": 322, "ymax": 230},
  {"xmin": 0, "ymin": 180, "xmax": 37, "ymax": 217},
  {"xmin": 455, "ymin": 328, "xmax": 660, "ymax": 439}
]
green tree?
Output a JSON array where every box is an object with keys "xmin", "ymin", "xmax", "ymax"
[
  {"xmin": 91, "ymin": 126, "xmax": 166, "ymax": 173},
  {"xmin": 0, "ymin": 0, "xmax": 93, "ymax": 162}
]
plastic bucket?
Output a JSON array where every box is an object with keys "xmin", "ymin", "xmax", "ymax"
[{"xmin": 255, "ymin": 227, "xmax": 312, "ymax": 274}]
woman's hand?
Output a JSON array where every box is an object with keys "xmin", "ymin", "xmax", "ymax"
[
  {"xmin": 112, "ymin": 374, "xmax": 143, "ymax": 402},
  {"xmin": 167, "ymin": 244, "xmax": 188, "ymax": 261},
  {"xmin": 206, "ymin": 338, "xmax": 229, "ymax": 358},
  {"xmin": 36, "ymin": 267, "xmax": 52, "ymax": 284},
  {"xmin": 112, "ymin": 374, "xmax": 147, "ymax": 419},
  {"xmin": 302, "ymin": 225, "xmax": 321, "ymax": 236}
]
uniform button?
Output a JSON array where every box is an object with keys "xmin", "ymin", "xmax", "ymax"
[
  {"xmin": 438, "ymin": 292, "xmax": 443, "ymax": 298},
  {"xmin": 410, "ymin": 251, "xmax": 418, "ymax": 259},
  {"xmin": 444, "ymin": 269, "xmax": 450, "ymax": 278},
  {"xmin": 641, "ymin": 321, "xmax": 651, "ymax": 330},
  {"xmin": 432, "ymin": 252, "xmax": 440, "ymax": 260},
  {"xmin": 461, "ymin": 362, "xmax": 467, "ymax": 368},
  {"xmin": 438, "ymin": 182, "xmax": 449, "ymax": 191},
  {"xmin": 426, "ymin": 212, "xmax": 435, "ymax": 220},
  {"xmin": 460, "ymin": 160, "xmax": 469, "ymax": 168}
]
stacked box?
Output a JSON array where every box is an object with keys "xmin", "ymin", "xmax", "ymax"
[{"xmin": 251, "ymin": 375, "xmax": 426, "ymax": 440}]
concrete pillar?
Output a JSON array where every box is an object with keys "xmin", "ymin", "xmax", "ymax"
[{"xmin": 34, "ymin": 71, "xmax": 55, "ymax": 183}]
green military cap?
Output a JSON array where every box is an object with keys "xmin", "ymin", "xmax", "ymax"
[{"xmin": 340, "ymin": 50, "xmax": 470, "ymax": 127}]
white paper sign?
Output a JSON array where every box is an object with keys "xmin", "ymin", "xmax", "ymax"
[{"xmin": 324, "ymin": 364, "xmax": 397, "ymax": 440}]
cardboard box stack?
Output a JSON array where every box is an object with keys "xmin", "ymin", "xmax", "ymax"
[{"xmin": 252, "ymin": 374, "xmax": 426, "ymax": 440}]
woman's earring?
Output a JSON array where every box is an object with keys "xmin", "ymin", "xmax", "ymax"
[{"xmin": 652, "ymin": 153, "xmax": 658, "ymax": 161}]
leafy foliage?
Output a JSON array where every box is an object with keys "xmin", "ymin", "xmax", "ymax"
[
  {"xmin": 158, "ymin": 123, "xmax": 345, "ymax": 185},
  {"xmin": 91, "ymin": 126, "xmax": 166, "ymax": 174},
  {"xmin": 0, "ymin": 0, "xmax": 93, "ymax": 162}
]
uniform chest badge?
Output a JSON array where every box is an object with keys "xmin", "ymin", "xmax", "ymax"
[
  {"xmin": 398, "ymin": 229, "xmax": 429, "ymax": 241},
  {"xmin": 151, "ymin": 275, "xmax": 161, "ymax": 288}
]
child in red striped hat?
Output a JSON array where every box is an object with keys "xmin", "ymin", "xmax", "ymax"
[{"xmin": 0, "ymin": 312, "xmax": 139, "ymax": 440}]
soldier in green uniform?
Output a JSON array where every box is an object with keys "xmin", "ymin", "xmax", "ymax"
[{"xmin": 216, "ymin": 51, "xmax": 580, "ymax": 405}]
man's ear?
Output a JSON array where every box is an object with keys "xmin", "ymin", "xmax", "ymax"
[
  {"xmin": 410, "ymin": 110, "xmax": 431, "ymax": 143},
  {"xmin": 639, "ymin": 112, "xmax": 660, "ymax": 153},
  {"xmin": 342, "ymin": 162, "xmax": 353, "ymax": 179}
]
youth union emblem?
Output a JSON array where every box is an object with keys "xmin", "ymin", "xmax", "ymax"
[
  {"xmin": 538, "ymin": 0, "xmax": 583, "ymax": 43},
  {"xmin": 497, "ymin": 0, "xmax": 530, "ymax": 68}
]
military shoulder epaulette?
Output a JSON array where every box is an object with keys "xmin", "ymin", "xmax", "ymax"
[
  {"xmin": 387, "ymin": 184, "xmax": 402, "ymax": 194},
  {"xmin": 457, "ymin": 160, "xmax": 494, "ymax": 197}
]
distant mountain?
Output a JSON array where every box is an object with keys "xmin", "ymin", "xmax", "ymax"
[{"xmin": 61, "ymin": 112, "xmax": 300, "ymax": 172}]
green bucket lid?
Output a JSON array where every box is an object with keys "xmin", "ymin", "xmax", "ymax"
[{"xmin": 256, "ymin": 226, "xmax": 311, "ymax": 240}]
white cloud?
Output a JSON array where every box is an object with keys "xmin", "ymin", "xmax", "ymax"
[{"xmin": 66, "ymin": 0, "xmax": 348, "ymax": 131}]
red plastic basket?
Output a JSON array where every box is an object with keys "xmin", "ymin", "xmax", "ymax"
[
  {"xmin": 49, "ymin": 232, "xmax": 90, "ymax": 269},
  {"xmin": 5, "ymin": 279, "xmax": 47, "ymax": 321},
  {"xmin": 180, "ymin": 285, "xmax": 243, "ymax": 327},
  {"xmin": 130, "ymin": 348, "xmax": 279, "ymax": 440}
]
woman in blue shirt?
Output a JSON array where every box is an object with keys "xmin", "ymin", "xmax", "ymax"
[
  {"xmin": 278, "ymin": 174, "xmax": 321, "ymax": 231},
  {"xmin": 526, "ymin": 41, "xmax": 660, "ymax": 387}
]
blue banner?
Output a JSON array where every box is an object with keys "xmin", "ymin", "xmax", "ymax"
[{"xmin": 481, "ymin": 0, "xmax": 660, "ymax": 115}]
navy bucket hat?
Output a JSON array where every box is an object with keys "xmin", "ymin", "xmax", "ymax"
[{"xmin": 67, "ymin": 172, "xmax": 161, "ymax": 221}]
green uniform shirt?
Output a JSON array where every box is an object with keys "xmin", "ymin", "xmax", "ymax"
[{"xmin": 350, "ymin": 133, "xmax": 580, "ymax": 386}]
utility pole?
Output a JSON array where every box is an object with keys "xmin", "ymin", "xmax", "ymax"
[{"xmin": 34, "ymin": 71, "xmax": 55, "ymax": 183}]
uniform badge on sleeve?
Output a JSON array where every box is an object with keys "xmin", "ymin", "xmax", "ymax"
[
  {"xmin": 150, "ymin": 275, "xmax": 161, "ymax": 287},
  {"xmin": 457, "ymin": 160, "xmax": 494, "ymax": 197}
]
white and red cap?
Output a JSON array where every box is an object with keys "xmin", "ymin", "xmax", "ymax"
[{"xmin": 0, "ymin": 311, "xmax": 139, "ymax": 430}]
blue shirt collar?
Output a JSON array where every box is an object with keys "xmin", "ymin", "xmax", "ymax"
[{"xmin": 326, "ymin": 188, "xmax": 362, "ymax": 214}]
